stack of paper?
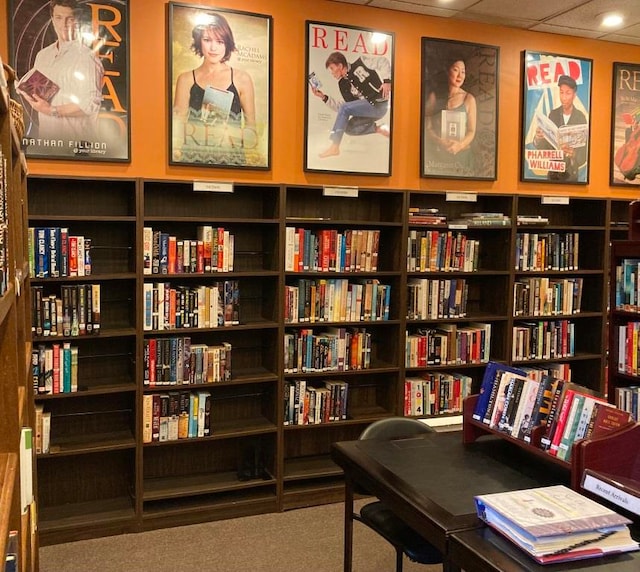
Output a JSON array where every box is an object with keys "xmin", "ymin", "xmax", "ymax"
[{"xmin": 475, "ymin": 485, "xmax": 639, "ymax": 564}]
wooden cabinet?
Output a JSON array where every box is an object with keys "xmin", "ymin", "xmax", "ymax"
[{"xmin": 1, "ymin": 77, "xmax": 36, "ymax": 569}]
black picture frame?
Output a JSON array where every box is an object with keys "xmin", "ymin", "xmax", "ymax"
[
  {"xmin": 168, "ymin": 2, "xmax": 272, "ymax": 170},
  {"xmin": 610, "ymin": 62, "xmax": 640, "ymax": 186},
  {"xmin": 9, "ymin": 0, "xmax": 130, "ymax": 162},
  {"xmin": 304, "ymin": 20, "xmax": 394, "ymax": 176},
  {"xmin": 521, "ymin": 50, "xmax": 592, "ymax": 184},
  {"xmin": 420, "ymin": 37, "xmax": 499, "ymax": 180}
]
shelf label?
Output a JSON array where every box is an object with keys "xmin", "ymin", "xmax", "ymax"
[
  {"xmin": 541, "ymin": 196, "xmax": 569, "ymax": 205},
  {"xmin": 582, "ymin": 473, "xmax": 640, "ymax": 516},
  {"xmin": 323, "ymin": 185, "xmax": 358, "ymax": 198},
  {"xmin": 193, "ymin": 181, "xmax": 234, "ymax": 193},
  {"xmin": 446, "ymin": 191, "xmax": 477, "ymax": 203}
]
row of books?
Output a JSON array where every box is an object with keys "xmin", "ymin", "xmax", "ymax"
[
  {"xmin": 615, "ymin": 386, "xmax": 640, "ymax": 421},
  {"xmin": 407, "ymin": 277, "xmax": 469, "ymax": 320},
  {"xmin": 515, "ymin": 232, "xmax": 580, "ymax": 272},
  {"xmin": 284, "ymin": 278, "xmax": 390, "ymax": 324},
  {"xmin": 143, "ymin": 281, "xmax": 239, "ymax": 331},
  {"xmin": 31, "ymin": 342, "xmax": 79, "ymax": 394},
  {"xmin": 614, "ymin": 258, "xmax": 640, "ymax": 311},
  {"xmin": 406, "ymin": 323, "xmax": 492, "ymax": 368},
  {"xmin": 284, "ymin": 227, "xmax": 380, "ymax": 273},
  {"xmin": 513, "ymin": 277, "xmax": 584, "ymax": 317},
  {"xmin": 142, "ymin": 390, "xmax": 211, "ymax": 443},
  {"xmin": 473, "ymin": 362, "xmax": 632, "ymax": 460},
  {"xmin": 516, "ymin": 214, "xmax": 550, "ymax": 226},
  {"xmin": 0, "ymin": 226, "xmax": 7, "ymax": 297},
  {"xmin": 283, "ymin": 327, "xmax": 371, "ymax": 373},
  {"xmin": 0, "ymin": 153, "xmax": 6, "ymax": 297},
  {"xmin": 404, "ymin": 372, "xmax": 472, "ymax": 417},
  {"xmin": 31, "ymin": 284, "xmax": 101, "ymax": 337},
  {"xmin": 143, "ymin": 337, "xmax": 231, "ymax": 386},
  {"xmin": 448, "ymin": 212, "xmax": 511, "ymax": 228},
  {"xmin": 512, "ymin": 320, "xmax": 575, "ymax": 362},
  {"xmin": 408, "ymin": 207, "xmax": 447, "ymax": 226},
  {"xmin": 143, "ymin": 225, "xmax": 234, "ymax": 275},
  {"xmin": 283, "ymin": 379, "xmax": 348, "ymax": 425},
  {"xmin": 34, "ymin": 404, "xmax": 51, "ymax": 454},
  {"xmin": 406, "ymin": 230, "xmax": 479, "ymax": 273},
  {"xmin": 615, "ymin": 322, "xmax": 640, "ymax": 376},
  {"xmin": 28, "ymin": 227, "xmax": 92, "ymax": 278}
]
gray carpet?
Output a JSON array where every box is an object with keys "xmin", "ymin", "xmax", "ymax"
[{"xmin": 39, "ymin": 500, "xmax": 443, "ymax": 571}]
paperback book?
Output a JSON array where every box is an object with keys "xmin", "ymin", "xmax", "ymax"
[{"xmin": 475, "ymin": 485, "xmax": 639, "ymax": 564}]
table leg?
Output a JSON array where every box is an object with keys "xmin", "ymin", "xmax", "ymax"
[{"xmin": 343, "ymin": 475, "xmax": 354, "ymax": 572}]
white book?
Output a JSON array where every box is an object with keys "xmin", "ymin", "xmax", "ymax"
[
  {"xmin": 143, "ymin": 283, "xmax": 153, "ymax": 330},
  {"xmin": 20, "ymin": 427, "xmax": 34, "ymax": 514}
]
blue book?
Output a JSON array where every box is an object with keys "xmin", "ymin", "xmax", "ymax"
[
  {"xmin": 35, "ymin": 227, "xmax": 48, "ymax": 278},
  {"xmin": 473, "ymin": 361, "xmax": 527, "ymax": 422}
]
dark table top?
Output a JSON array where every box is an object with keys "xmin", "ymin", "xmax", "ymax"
[
  {"xmin": 449, "ymin": 527, "xmax": 640, "ymax": 572},
  {"xmin": 332, "ymin": 431, "xmax": 570, "ymax": 551}
]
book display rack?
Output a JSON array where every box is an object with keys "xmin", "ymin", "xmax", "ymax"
[
  {"xmin": 0, "ymin": 79, "xmax": 36, "ymax": 569},
  {"xmin": 24, "ymin": 177, "xmax": 631, "ymax": 544}
]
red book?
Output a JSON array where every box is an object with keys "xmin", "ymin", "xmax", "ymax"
[
  {"xmin": 69, "ymin": 236, "xmax": 78, "ymax": 276},
  {"xmin": 148, "ymin": 338, "xmax": 157, "ymax": 387},
  {"xmin": 168, "ymin": 236, "xmax": 177, "ymax": 274},
  {"xmin": 548, "ymin": 389, "xmax": 577, "ymax": 456},
  {"xmin": 584, "ymin": 403, "xmax": 632, "ymax": 440},
  {"xmin": 52, "ymin": 343, "xmax": 61, "ymax": 394}
]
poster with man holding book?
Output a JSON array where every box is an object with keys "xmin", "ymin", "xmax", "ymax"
[
  {"xmin": 9, "ymin": 0, "xmax": 129, "ymax": 161},
  {"xmin": 521, "ymin": 51, "xmax": 592, "ymax": 184},
  {"xmin": 169, "ymin": 3, "xmax": 271, "ymax": 169}
]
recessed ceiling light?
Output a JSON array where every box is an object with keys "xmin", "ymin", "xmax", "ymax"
[{"xmin": 601, "ymin": 12, "xmax": 624, "ymax": 28}]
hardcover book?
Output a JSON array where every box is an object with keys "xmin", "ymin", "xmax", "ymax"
[
  {"xmin": 17, "ymin": 68, "xmax": 60, "ymax": 102},
  {"xmin": 475, "ymin": 485, "xmax": 639, "ymax": 564},
  {"xmin": 441, "ymin": 109, "xmax": 467, "ymax": 141},
  {"xmin": 201, "ymin": 86, "xmax": 234, "ymax": 125}
]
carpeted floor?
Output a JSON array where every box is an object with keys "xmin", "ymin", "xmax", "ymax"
[{"xmin": 39, "ymin": 500, "xmax": 443, "ymax": 571}]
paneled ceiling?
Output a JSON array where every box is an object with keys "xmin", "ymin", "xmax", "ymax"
[{"xmin": 331, "ymin": 0, "xmax": 640, "ymax": 45}]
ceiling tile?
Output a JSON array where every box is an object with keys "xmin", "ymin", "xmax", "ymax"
[
  {"xmin": 544, "ymin": 0, "xmax": 640, "ymax": 30},
  {"xmin": 466, "ymin": 0, "xmax": 587, "ymax": 20},
  {"xmin": 529, "ymin": 23, "xmax": 607, "ymax": 40},
  {"xmin": 368, "ymin": 0, "xmax": 458, "ymax": 17},
  {"xmin": 452, "ymin": 12, "xmax": 537, "ymax": 30}
]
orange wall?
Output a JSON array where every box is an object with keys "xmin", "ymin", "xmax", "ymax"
[{"xmin": 2, "ymin": 0, "xmax": 640, "ymax": 198}]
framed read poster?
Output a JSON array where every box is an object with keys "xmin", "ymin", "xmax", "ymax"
[
  {"xmin": 610, "ymin": 62, "xmax": 640, "ymax": 186},
  {"xmin": 305, "ymin": 21, "xmax": 394, "ymax": 175},
  {"xmin": 9, "ymin": 0, "xmax": 129, "ymax": 161},
  {"xmin": 521, "ymin": 51, "xmax": 592, "ymax": 184},
  {"xmin": 420, "ymin": 38, "xmax": 499, "ymax": 180},
  {"xmin": 169, "ymin": 2, "xmax": 271, "ymax": 169}
]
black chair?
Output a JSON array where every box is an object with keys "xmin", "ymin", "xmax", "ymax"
[{"xmin": 353, "ymin": 417, "xmax": 442, "ymax": 572}]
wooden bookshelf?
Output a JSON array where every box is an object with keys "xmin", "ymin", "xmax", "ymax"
[
  {"xmin": 25, "ymin": 178, "xmax": 625, "ymax": 543},
  {"xmin": 1, "ymin": 76, "xmax": 36, "ymax": 570},
  {"xmin": 607, "ymin": 240, "xmax": 640, "ymax": 415},
  {"xmin": 28, "ymin": 176, "xmax": 138, "ymax": 545}
]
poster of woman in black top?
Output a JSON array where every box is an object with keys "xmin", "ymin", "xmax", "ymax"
[
  {"xmin": 305, "ymin": 21, "xmax": 394, "ymax": 175},
  {"xmin": 169, "ymin": 3, "xmax": 271, "ymax": 169}
]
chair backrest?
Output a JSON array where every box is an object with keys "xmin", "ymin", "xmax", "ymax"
[{"xmin": 359, "ymin": 417, "xmax": 434, "ymax": 441}]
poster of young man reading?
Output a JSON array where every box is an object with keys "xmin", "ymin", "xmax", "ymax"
[
  {"xmin": 305, "ymin": 21, "xmax": 394, "ymax": 175},
  {"xmin": 522, "ymin": 51, "xmax": 592, "ymax": 184},
  {"xmin": 10, "ymin": 0, "xmax": 129, "ymax": 161}
]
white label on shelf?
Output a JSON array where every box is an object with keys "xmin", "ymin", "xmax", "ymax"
[
  {"xmin": 582, "ymin": 473, "xmax": 640, "ymax": 516},
  {"xmin": 446, "ymin": 191, "xmax": 477, "ymax": 202},
  {"xmin": 193, "ymin": 181, "xmax": 234, "ymax": 193},
  {"xmin": 448, "ymin": 224, "xmax": 468, "ymax": 230},
  {"xmin": 323, "ymin": 186, "xmax": 358, "ymax": 198},
  {"xmin": 541, "ymin": 196, "xmax": 569, "ymax": 205}
]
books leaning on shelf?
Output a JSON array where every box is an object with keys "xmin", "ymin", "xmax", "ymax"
[
  {"xmin": 143, "ymin": 390, "xmax": 212, "ymax": 443},
  {"xmin": 406, "ymin": 229, "xmax": 479, "ymax": 272},
  {"xmin": 474, "ymin": 485, "xmax": 639, "ymax": 564},
  {"xmin": 283, "ymin": 379, "xmax": 348, "ymax": 425},
  {"xmin": 29, "ymin": 227, "xmax": 92, "ymax": 278},
  {"xmin": 448, "ymin": 212, "xmax": 511, "ymax": 228},
  {"xmin": 615, "ymin": 386, "xmax": 640, "ymax": 421},
  {"xmin": 471, "ymin": 361, "xmax": 632, "ymax": 458},
  {"xmin": 614, "ymin": 258, "xmax": 640, "ymax": 311},
  {"xmin": 404, "ymin": 371, "xmax": 472, "ymax": 416},
  {"xmin": 32, "ymin": 342, "xmax": 79, "ymax": 394},
  {"xmin": 31, "ymin": 284, "xmax": 101, "ymax": 337},
  {"xmin": 408, "ymin": 207, "xmax": 447, "ymax": 226}
]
